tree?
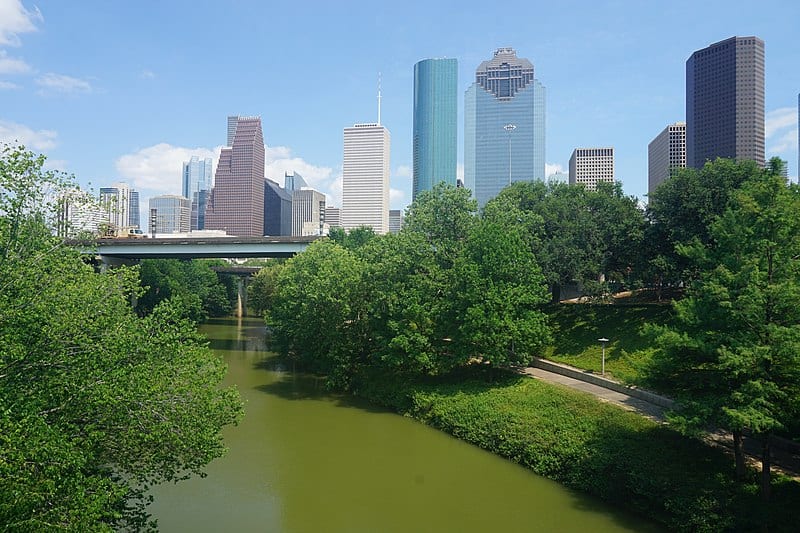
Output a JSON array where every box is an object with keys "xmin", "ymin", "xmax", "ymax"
[
  {"xmin": 0, "ymin": 144, "xmax": 243, "ymax": 529},
  {"xmin": 248, "ymin": 260, "xmax": 286, "ymax": 317},
  {"xmin": 268, "ymin": 239, "xmax": 369, "ymax": 388},
  {"xmin": 645, "ymin": 162, "xmax": 800, "ymax": 503}
]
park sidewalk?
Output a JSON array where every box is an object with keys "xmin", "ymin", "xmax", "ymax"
[{"xmin": 521, "ymin": 359, "xmax": 800, "ymax": 476}]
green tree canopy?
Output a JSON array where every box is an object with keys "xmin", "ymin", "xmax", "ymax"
[{"xmin": 0, "ymin": 144, "xmax": 243, "ymax": 529}]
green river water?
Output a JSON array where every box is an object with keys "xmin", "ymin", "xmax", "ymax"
[{"xmin": 148, "ymin": 317, "xmax": 657, "ymax": 532}]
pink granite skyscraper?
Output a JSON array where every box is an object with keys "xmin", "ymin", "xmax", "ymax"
[{"xmin": 205, "ymin": 116, "xmax": 265, "ymax": 236}]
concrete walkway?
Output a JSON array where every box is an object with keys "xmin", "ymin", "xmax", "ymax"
[
  {"xmin": 521, "ymin": 366, "xmax": 667, "ymax": 422},
  {"xmin": 521, "ymin": 362, "xmax": 800, "ymax": 476}
]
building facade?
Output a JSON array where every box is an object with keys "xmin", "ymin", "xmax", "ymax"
[
  {"xmin": 99, "ymin": 183, "xmax": 133, "ymax": 231},
  {"xmin": 284, "ymin": 171, "xmax": 308, "ymax": 193},
  {"xmin": 264, "ymin": 178, "xmax": 292, "ymax": 236},
  {"xmin": 182, "ymin": 155, "xmax": 213, "ymax": 230},
  {"xmin": 648, "ymin": 122, "xmax": 686, "ymax": 195},
  {"xmin": 149, "ymin": 195, "xmax": 191, "ymax": 234},
  {"xmin": 413, "ymin": 58, "xmax": 457, "ymax": 200},
  {"xmin": 388, "ymin": 209, "xmax": 403, "ymax": 233},
  {"xmin": 205, "ymin": 116, "xmax": 265, "ymax": 236},
  {"xmin": 57, "ymin": 189, "xmax": 107, "ymax": 237},
  {"xmin": 464, "ymin": 47, "xmax": 545, "ymax": 207},
  {"xmin": 342, "ymin": 123, "xmax": 390, "ymax": 234},
  {"xmin": 569, "ymin": 148, "xmax": 614, "ymax": 190},
  {"xmin": 292, "ymin": 188, "xmax": 326, "ymax": 236},
  {"xmin": 686, "ymin": 36, "xmax": 765, "ymax": 169},
  {"xmin": 325, "ymin": 207, "xmax": 341, "ymax": 228}
]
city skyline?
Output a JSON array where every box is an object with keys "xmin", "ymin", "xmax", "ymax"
[{"xmin": 1, "ymin": 1, "xmax": 798, "ymax": 220}]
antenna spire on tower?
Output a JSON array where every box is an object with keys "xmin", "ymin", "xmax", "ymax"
[{"xmin": 377, "ymin": 72, "xmax": 382, "ymax": 125}]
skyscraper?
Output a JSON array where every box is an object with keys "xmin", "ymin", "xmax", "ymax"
[
  {"xmin": 182, "ymin": 155, "xmax": 213, "ymax": 230},
  {"xmin": 569, "ymin": 148, "xmax": 614, "ymax": 191},
  {"xmin": 291, "ymin": 188, "xmax": 326, "ymax": 236},
  {"xmin": 648, "ymin": 122, "xmax": 686, "ymax": 195},
  {"xmin": 99, "ymin": 182, "xmax": 133, "ymax": 231},
  {"xmin": 465, "ymin": 47, "xmax": 546, "ymax": 207},
  {"xmin": 686, "ymin": 36, "xmax": 765, "ymax": 169},
  {"xmin": 128, "ymin": 190, "xmax": 140, "ymax": 229},
  {"xmin": 413, "ymin": 58, "xmax": 457, "ymax": 200},
  {"xmin": 149, "ymin": 195, "xmax": 191, "ymax": 234},
  {"xmin": 205, "ymin": 116, "xmax": 265, "ymax": 236},
  {"xmin": 264, "ymin": 178, "xmax": 292, "ymax": 236},
  {"xmin": 342, "ymin": 123, "xmax": 390, "ymax": 234}
]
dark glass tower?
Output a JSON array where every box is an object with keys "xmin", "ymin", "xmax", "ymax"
[
  {"xmin": 413, "ymin": 58, "xmax": 457, "ymax": 200},
  {"xmin": 686, "ymin": 36, "xmax": 765, "ymax": 168}
]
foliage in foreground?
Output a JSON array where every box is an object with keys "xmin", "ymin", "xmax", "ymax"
[
  {"xmin": 0, "ymin": 144, "xmax": 243, "ymax": 530},
  {"xmin": 356, "ymin": 369, "xmax": 800, "ymax": 532}
]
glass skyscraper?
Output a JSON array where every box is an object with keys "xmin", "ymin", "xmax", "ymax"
[
  {"xmin": 412, "ymin": 58, "xmax": 457, "ymax": 200},
  {"xmin": 465, "ymin": 48, "xmax": 545, "ymax": 207},
  {"xmin": 182, "ymin": 156, "xmax": 213, "ymax": 230}
]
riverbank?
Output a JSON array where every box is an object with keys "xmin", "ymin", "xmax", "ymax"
[{"xmin": 355, "ymin": 367, "xmax": 800, "ymax": 532}]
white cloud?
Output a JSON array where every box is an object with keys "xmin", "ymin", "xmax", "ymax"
[
  {"xmin": 35, "ymin": 72, "xmax": 92, "ymax": 95},
  {"xmin": 545, "ymin": 162, "xmax": 566, "ymax": 177},
  {"xmin": 390, "ymin": 188, "xmax": 405, "ymax": 209},
  {"xmin": 394, "ymin": 164, "xmax": 411, "ymax": 178},
  {"xmin": 767, "ymin": 129, "xmax": 798, "ymax": 155},
  {"xmin": 0, "ymin": 80, "xmax": 19, "ymax": 89},
  {"xmin": 0, "ymin": 0, "xmax": 41, "ymax": 47},
  {"xmin": 0, "ymin": 119, "xmax": 57, "ymax": 150},
  {"xmin": 115, "ymin": 143, "xmax": 221, "ymax": 195},
  {"xmin": 0, "ymin": 50, "xmax": 31, "ymax": 74},
  {"xmin": 140, "ymin": 69, "xmax": 155, "ymax": 79},
  {"xmin": 765, "ymin": 107, "xmax": 798, "ymax": 138},
  {"xmin": 43, "ymin": 158, "xmax": 68, "ymax": 171},
  {"xmin": 264, "ymin": 143, "xmax": 335, "ymax": 194}
]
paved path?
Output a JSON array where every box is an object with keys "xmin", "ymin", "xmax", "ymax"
[
  {"xmin": 521, "ymin": 364, "xmax": 800, "ymax": 476},
  {"xmin": 521, "ymin": 366, "xmax": 667, "ymax": 422}
]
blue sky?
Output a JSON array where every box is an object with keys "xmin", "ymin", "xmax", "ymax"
[{"xmin": 1, "ymin": 0, "xmax": 798, "ymax": 221}]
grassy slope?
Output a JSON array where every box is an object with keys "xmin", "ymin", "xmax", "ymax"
[
  {"xmin": 542, "ymin": 303, "xmax": 674, "ymax": 384},
  {"xmin": 358, "ymin": 369, "xmax": 800, "ymax": 532}
]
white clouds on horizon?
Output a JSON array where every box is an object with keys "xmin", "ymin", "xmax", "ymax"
[
  {"xmin": 765, "ymin": 107, "xmax": 797, "ymax": 139},
  {"xmin": 0, "ymin": 119, "xmax": 58, "ymax": 151},
  {"xmin": 0, "ymin": 49, "xmax": 31, "ymax": 74},
  {"xmin": 35, "ymin": 72, "xmax": 92, "ymax": 95},
  {"xmin": 767, "ymin": 129, "xmax": 798, "ymax": 156},
  {"xmin": 545, "ymin": 162, "xmax": 566, "ymax": 177},
  {"xmin": 115, "ymin": 143, "xmax": 221, "ymax": 195},
  {"xmin": 0, "ymin": 0, "xmax": 41, "ymax": 47},
  {"xmin": 0, "ymin": 80, "xmax": 19, "ymax": 89},
  {"xmin": 394, "ymin": 164, "xmax": 411, "ymax": 179}
]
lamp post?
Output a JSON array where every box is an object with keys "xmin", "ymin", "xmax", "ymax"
[
  {"xmin": 504, "ymin": 123, "xmax": 516, "ymax": 185},
  {"xmin": 598, "ymin": 337, "xmax": 609, "ymax": 376}
]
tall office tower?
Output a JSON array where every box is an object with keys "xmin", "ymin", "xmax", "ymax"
[
  {"xmin": 686, "ymin": 36, "xmax": 765, "ymax": 169},
  {"xmin": 465, "ymin": 47, "xmax": 546, "ymax": 207},
  {"xmin": 569, "ymin": 148, "xmax": 615, "ymax": 190},
  {"xmin": 342, "ymin": 123, "xmax": 390, "ymax": 234},
  {"xmin": 182, "ymin": 156, "xmax": 214, "ymax": 230},
  {"xmin": 99, "ymin": 182, "xmax": 132, "ymax": 230},
  {"xmin": 413, "ymin": 58, "xmax": 458, "ymax": 200},
  {"xmin": 291, "ymin": 188, "xmax": 326, "ymax": 236},
  {"xmin": 648, "ymin": 122, "xmax": 686, "ymax": 195},
  {"xmin": 128, "ymin": 190, "xmax": 140, "ymax": 228},
  {"xmin": 149, "ymin": 195, "xmax": 191, "ymax": 234},
  {"xmin": 205, "ymin": 116, "xmax": 266, "ymax": 236},
  {"xmin": 264, "ymin": 178, "xmax": 292, "ymax": 236},
  {"xmin": 284, "ymin": 171, "xmax": 308, "ymax": 193},
  {"xmin": 388, "ymin": 209, "xmax": 403, "ymax": 233},
  {"xmin": 325, "ymin": 207, "xmax": 341, "ymax": 228}
]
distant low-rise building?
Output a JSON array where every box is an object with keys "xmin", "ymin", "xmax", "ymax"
[
  {"xmin": 149, "ymin": 195, "xmax": 191, "ymax": 234},
  {"xmin": 389, "ymin": 209, "xmax": 403, "ymax": 233},
  {"xmin": 569, "ymin": 148, "xmax": 614, "ymax": 191},
  {"xmin": 292, "ymin": 189, "xmax": 326, "ymax": 236}
]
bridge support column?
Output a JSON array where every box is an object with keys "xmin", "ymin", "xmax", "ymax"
[{"xmin": 236, "ymin": 277, "xmax": 249, "ymax": 318}]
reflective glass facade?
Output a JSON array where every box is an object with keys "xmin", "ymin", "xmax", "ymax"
[
  {"xmin": 182, "ymin": 156, "xmax": 213, "ymax": 230},
  {"xmin": 465, "ymin": 48, "xmax": 545, "ymax": 207},
  {"xmin": 413, "ymin": 58, "xmax": 457, "ymax": 200},
  {"xmin": 264, "ymin": 178, "xmax": 292, "ymax": 236}
]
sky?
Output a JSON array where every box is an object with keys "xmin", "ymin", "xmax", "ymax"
[{"xmin": 1, "ymin": 0, "xmax": 798, "ymax": 226}]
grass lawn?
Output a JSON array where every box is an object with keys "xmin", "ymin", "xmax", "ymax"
[{"xmin": 542, "ymin": 303, "xmax": 674, "ymax": 384}]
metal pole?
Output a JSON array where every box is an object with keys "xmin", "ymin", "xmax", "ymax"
[
  {"xmin": 598, "ymin": 337, "xmax": 609, "ymax": 376},
  {"xmin": 504, "ymin": 124, "xmax": 516, "ymax": 185}
]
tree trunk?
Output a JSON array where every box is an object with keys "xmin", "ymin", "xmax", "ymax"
[
  {"xmin": 551, "ymin": 283, "xmax": 561, "ymax": 303},
  {"xmin": 760, "ymin": 435, "xmax": 771, "ymax": 502},
  {"xmin": 733, "ymin": 428, "xmax": 746, "ymax": 481}
]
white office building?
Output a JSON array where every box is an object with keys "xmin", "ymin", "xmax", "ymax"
[
  {"xmin": 569, "ymin": 148, "xmax": 614, "ymax": 191},
  {"xmin": 648, "ymin": 122, "xmax": 686, "ymax": 195},
  {"xmin": 342, "ymin": 123, "xmax": 390, "ymax": 234},
  {"xmin": 292, "ymin": 189, "xmax": 326, "ymax": 236}
]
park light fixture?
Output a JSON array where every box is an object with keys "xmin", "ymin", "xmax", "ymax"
[{"xmin": 598, "ymin": 337, "xmax": 609, "ymax": 376}]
